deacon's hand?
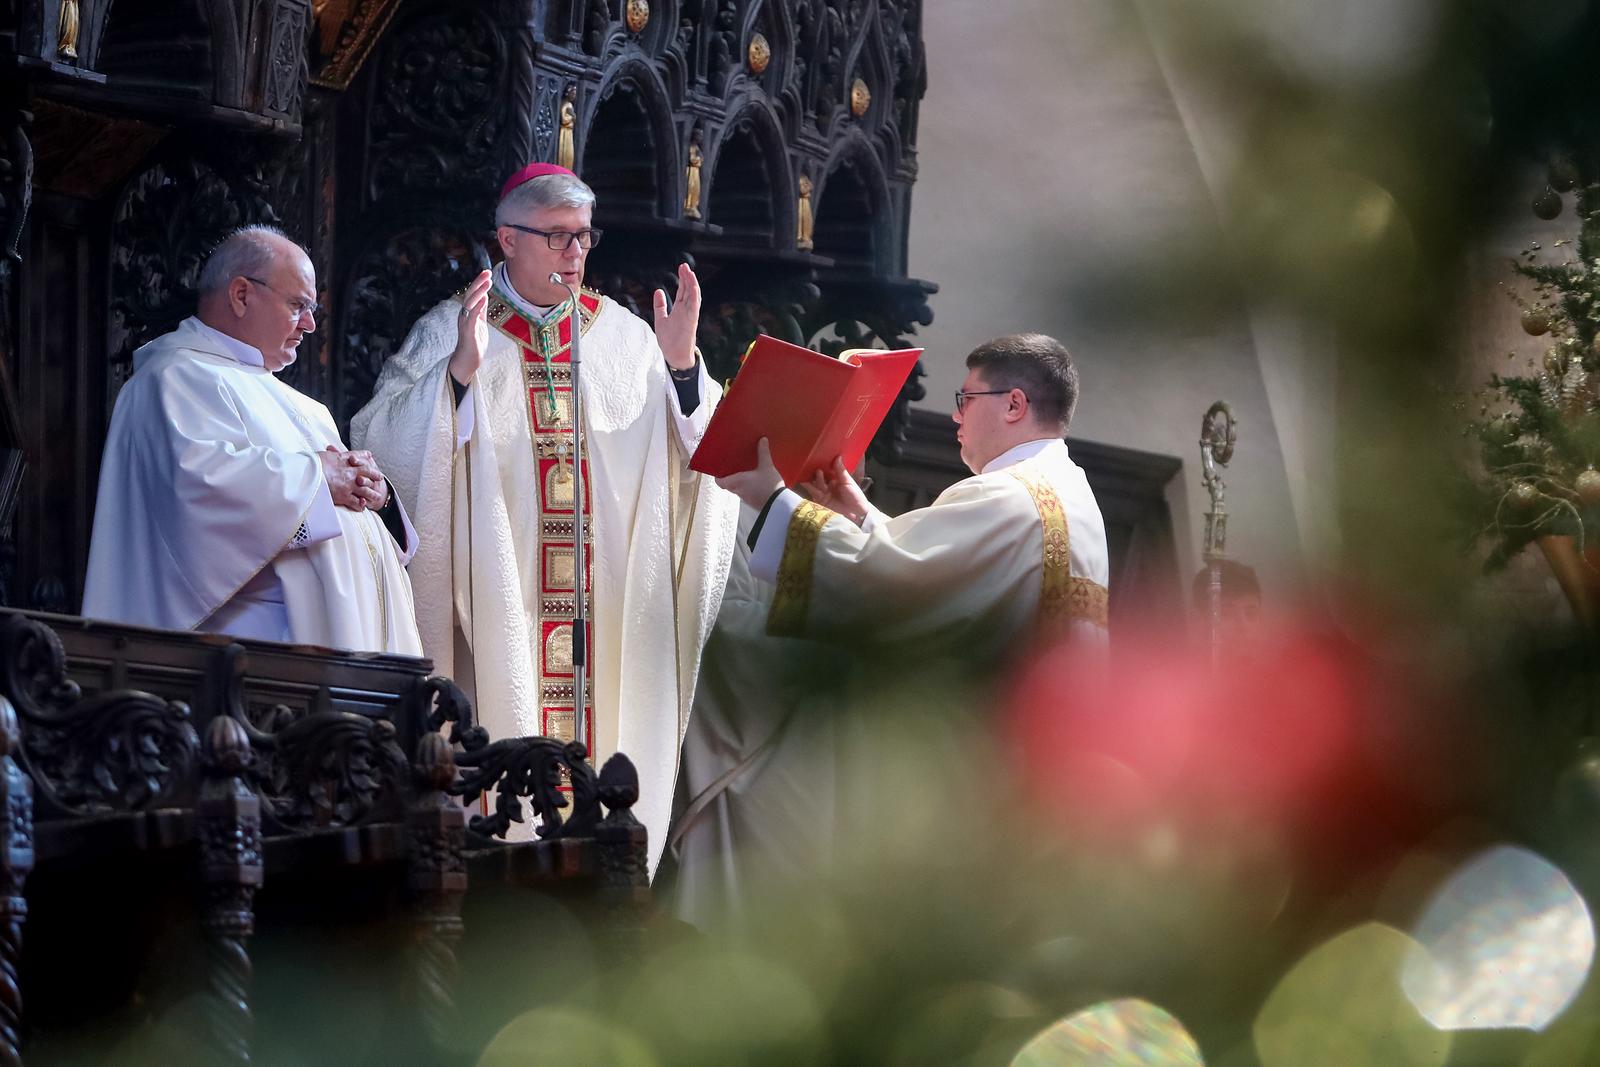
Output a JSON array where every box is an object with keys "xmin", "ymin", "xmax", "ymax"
[
  {"xmin": 320, "ymin": 447, "xmax": 390, "ymax": 512},
  {"xmin": 449, "ymin": 269, "xmax": 493, "ymax": 387},
  {"xmin": 716, "ymin": 437, "xmax": 785, "ymax": 511},
  {"xmin": 803, "ymin": 456, "xmax": 870, "ymax": 527},
  {"xmin": 652, "ymin": 262, "xmax": 701, "ymax": 371}
]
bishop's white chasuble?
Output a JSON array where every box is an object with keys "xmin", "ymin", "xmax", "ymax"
[{"xmin": 352, "ymin": 278, "xmax": 738, "ymax": 875}]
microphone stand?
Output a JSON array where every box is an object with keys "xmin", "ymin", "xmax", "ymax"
[{"xmin": 551, "ymin": 272, "xmax": 589, "ymax": 757}]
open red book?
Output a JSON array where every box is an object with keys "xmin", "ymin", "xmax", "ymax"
[{"xmin": 690, "ymin": 335, "xmax": 923, "ymax": 485}]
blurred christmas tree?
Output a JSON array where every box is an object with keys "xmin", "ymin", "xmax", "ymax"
[{"xmin": 1471, "ymin": 157, "xmax": 1600, "ymax": 623}]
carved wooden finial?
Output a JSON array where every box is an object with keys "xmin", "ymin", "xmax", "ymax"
[
  {"xmin": 204, "ymin": 715, "xmax": 253, "ymax": 776},
  {"xmin": 597, "ymin": 753, "xmax": 639, "ymax": 813},
  {"xmin": 414, "ymin": 732, "xmax": 457, "ymax": 792}
]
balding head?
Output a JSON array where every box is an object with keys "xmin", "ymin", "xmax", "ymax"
[{"xmin": 196, "ymin": 225, "xmax": 318, "ymax": 372}]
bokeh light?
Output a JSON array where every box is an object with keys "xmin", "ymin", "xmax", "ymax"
[
  {"xmin": 1254, "ymin": 922, "xmax": 1452, "ymax": 1067},
  {"xmin": 1401, "ymin": 845, "xmax": 1594, "ymax": 1031},
  {"xmin": 476, "ymin": 1006, "xmax": 657, "ymax": 1067},
  {"xmin": 1010, "ymin": 998, "xmax": 1204, "ymax": 1067}
]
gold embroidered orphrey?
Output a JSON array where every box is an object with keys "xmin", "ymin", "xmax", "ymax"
[
  {"xmin": 765, "ymin": 500, "xmax": 834, "ymax": 637},
  {"xmin": 484, "ymin": 284, "xmax": 603, "ymax": 747},
  {"xmin": 1009, "ymin": 465, "xmax": 1110, "ymax": 630}
]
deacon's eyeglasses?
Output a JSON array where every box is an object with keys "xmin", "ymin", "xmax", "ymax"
[
  {"xmin": 954, "ymin": 389, "xmax": 1015, "ymax": 413},
  {"xmin": 243, "ymin": 276, "xmax": 321, "ymax": 320},
  {"xmin": 503, "ymin": 224, "xmax": 604, "ymax": 251}
]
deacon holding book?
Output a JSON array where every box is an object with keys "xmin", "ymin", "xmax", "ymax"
[
  {"xmin": 350, "ymin": 163, "xmax": 738, "ymax": 873},
  {"xmin": 717, "ymin": 332, "xmax": 1110, "ymax": 646},
  {"xmin": 669, "ymin": 333, "xmax": 1110, "ymax": 927}
]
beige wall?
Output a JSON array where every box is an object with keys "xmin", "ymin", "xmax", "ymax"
[{"xmin": 905, "ymin": 0, "xmax": 1324, "ymax": 606}]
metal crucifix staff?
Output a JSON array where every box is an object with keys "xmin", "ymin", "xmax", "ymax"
[{"xmin": 1199, "ymin": 401, "xmax": 1238, "ymax": 665}]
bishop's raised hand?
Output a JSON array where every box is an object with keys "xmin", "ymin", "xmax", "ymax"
[
  {"xmin": 652, "ymin": 262, "xmax": 702, "ymax": 371},
  {"xmin": 449, "ymin": 269, "xmax": 493, "ymax": 387}
]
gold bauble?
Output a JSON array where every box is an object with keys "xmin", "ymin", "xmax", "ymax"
[
  {"xmin": 1522, "ymin": 308, "xmax": 1551, "ymax": 336},
  {"xmin": 748, "ymin": 32, "xmax": 771, "ymax": 74},
  {"xmin": 1576, "ymin": 468, "xmax": 1600, "ymax": 508},
  {"xmin": 1483, "ymin": 415, "xmax": 1518, "ymax": 448},
  {"xmin": 626, "ymin": 0, "xmax": 650, "ymax": 33},
  {"xmin": 850, "ymin": 78, "xmax": 871, "ymax": 118},
  {"xmin": 1533, "ymin": 186, "xmax": 1563, "ymax": 220},
  {"xmin": 1511, "ymin": 481, "xmax": 1542, "ymax": 510}
]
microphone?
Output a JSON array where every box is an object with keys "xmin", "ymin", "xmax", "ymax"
[{"xmin": 547, "ymin": 270, "xmax": 589, "ymax": 753}]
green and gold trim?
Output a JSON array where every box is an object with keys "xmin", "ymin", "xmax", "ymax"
[
  {"xmin": 1010, "ymin": 466, "xmax": 1109, "ymax": 630},
  {"xmin": 766, "ymin": 500, "xmax": 835, "ymax": 637}
]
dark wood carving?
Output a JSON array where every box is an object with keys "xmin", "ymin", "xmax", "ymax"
[
  {"xmin": 453, "ymin": 735, "xmax": 600, "ymax": 842},
  {"xmin": 593, "ymin": 752, "xmax": 648, "ymax": 961},
  {"xmin": 595, "ymin": 752, "xmax": 646, "ymax": 890},
  {"xmin": 217, "ymin": 643, "xmax": 409, "ymax": 831},
  {"xmin": 0, "ymin": 613, "xmax": 199, "ymax": 818},
  {"xmin": 0, "ymin": 609, "xmax": 656, "ymax": 1054},
  {"xmin": 96, "ymin": 0, "xmax": 312, "ymax": 130},
  {"xmin": 198, "ymin": 714, "xmax": 264, "ymax": 1065},
  {"xmin": 407, "ymin": 731, "xmax": 465, "ymax": 1047},
  {"xmin": 0, "ymin": 110, "xmax": 30, "ymax": 266},
  {"xmin": 0, "ymin": 698, "xmax": 33, "ymax": 1067},
  {"xmin": 420, "ymin": 663, "xmax": 604, "ymax": 842}
]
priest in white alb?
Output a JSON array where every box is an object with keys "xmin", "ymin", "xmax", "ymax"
[
  {"xmin": 84, "ymin": 225, "xmax": 423, "ymax": 655},
  {"xmin": 350, "ymin": 163, "xmax": 737, "ymax": 873},
  {"xmin": 671, "ymin": 333, "xmax": 1109, "ymax": 926}
]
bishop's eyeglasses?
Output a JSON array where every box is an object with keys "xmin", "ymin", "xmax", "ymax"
[{"xmin": 504, "ymin": 224, "xmax": 604, "ymax": 251}]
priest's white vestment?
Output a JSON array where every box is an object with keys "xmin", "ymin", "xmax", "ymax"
[
  {"xmin": 83, "ymin": 317, "xmax": 423, "ymax": 656},
  {"xmin": 670, "ymin": 437, "xmax": 1108, "ymax": 925},
  {"xmin": 350, "ymin": 277, "xmax": 737, "ymax": 874}
]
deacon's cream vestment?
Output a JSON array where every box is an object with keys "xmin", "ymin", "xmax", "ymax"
[
  {"xmin": 751, "ymin": 437, "xmax": 1109, "ymax": 644},
  {"xmin": 83, "ymin": 317, "xmax": 423, "ymax": 655},
  {"xmin": 670, "ymin": 437, "xmax": 1108, "ymax": 926},
  {"xmin": 351, "ymin": 269, "xmax": 737, "ymax": 874}
]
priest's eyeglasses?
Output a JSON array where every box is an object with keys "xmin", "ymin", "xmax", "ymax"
[
  {"xmin": 954, "ymin": 389, "xmax": 1014, "ymax": 413},
  {"xmin": 504, "ymin": 224, "xmax": 604, "ymax": 251},
  {"xmin": 243, "ymin": 276, "xmax": 321, "ymax": 320}
]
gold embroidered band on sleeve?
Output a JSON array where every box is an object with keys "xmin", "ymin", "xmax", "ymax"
[
  {"xmin": 766, "ymin": 500, "xmax": 834, "ymax": 638},
  {"xmin": 1009, "ymin": 467, "xmax": 1109, "ymax": 630}
]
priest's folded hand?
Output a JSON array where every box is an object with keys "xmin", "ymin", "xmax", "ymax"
[
  {"xmin": 319, "ymin": 446, "xmax": 389, "ymax": 512},
  {"xmin": 715, "ymin": 437, "xmax": 785, "ymax": 510}
]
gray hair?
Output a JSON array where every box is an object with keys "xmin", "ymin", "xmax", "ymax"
[
  {"xmin": 198, "ymin": 224, "xmax": 295, "ymax": 295},
  {"xmin": 494, "ymin": 173, "xmax": 596, "ymax": 227}
]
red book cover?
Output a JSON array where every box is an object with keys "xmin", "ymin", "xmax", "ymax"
[{"xmin": 690, "ymin": 335, "xmax": 923, "ymax": 485}]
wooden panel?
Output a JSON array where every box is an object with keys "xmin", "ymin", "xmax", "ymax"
[{"xmin": 16, "ymin": 194, "xmax": 107, "ymax": 612}]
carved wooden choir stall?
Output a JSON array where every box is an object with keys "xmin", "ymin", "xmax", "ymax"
[{"xmin": 0, "ymin": 0, "xmax": 934, "ymax": 1059}]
